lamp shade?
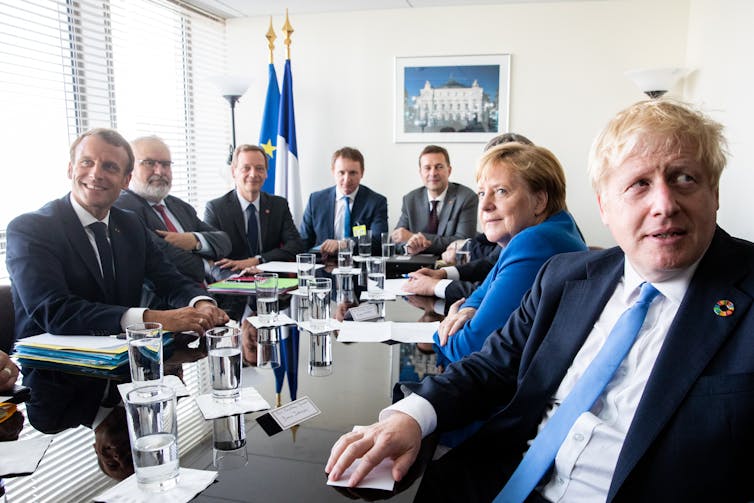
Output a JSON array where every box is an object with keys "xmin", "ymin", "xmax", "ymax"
[
  {"xmin": 209, "ymin": 74, "xmax": 251, "ymax": 98},
  {"xmin": 625, "ymin": 67, "xmax": 688, "ymax": 98}
]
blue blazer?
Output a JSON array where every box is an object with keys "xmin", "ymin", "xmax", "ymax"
[
  {"xmin": 6, "ymin": 195, "xmax": 208, "ymax": 432},
  {"xmin": 410, "ymin": 227, "xmax": 754, "ymax": 501},
  {"xmin": 434, "ymin": 210, "xmax": 587, "ymax": 364},
  {"xmin": 299, "ymin": 184, "xmax": 388, "ymax": 254}
]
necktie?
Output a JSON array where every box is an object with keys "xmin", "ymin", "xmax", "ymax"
[
  {"xmin": 343, "ymin": 195, "xmax": 352, "ymax": 238},
  {"xmin": 246, "ymin": 204, "xmax": 260, "ymax": 256},
  {"xmin": 88, "ymin": 222, "xmax": 116, "ymax": 301},
  {"xmin": 425, "ymin": 200, "xmax": 439, "ymax": 234},
  {"xmin": 495, "ymin": 282, "xmax": 661, "ymax": 503},
  {"xmin": 153, "ymin": 204, "xmax": 178, "ymax": 232}
]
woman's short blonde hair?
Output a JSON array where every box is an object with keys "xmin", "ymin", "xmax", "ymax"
[
  {"xmin": 588, "ymin": 99, "xmax": 727, "ymax": 192},
  {"xmin": 476, "ymin": 142, "xmax": 567, "ymax": 218}
]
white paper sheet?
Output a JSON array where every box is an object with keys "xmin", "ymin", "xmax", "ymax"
[
  {"xmin": 94, "ymin": 468, "xmax": 218, "ymax": 503},
  {"xmin": 247, "ymin": 313, "xmax": 297, "ymax": 328},
  {"xmin": 256, "ymin": 261, "xmax": 324, "ymax": 274},
  {"xmin": 327, "ymin": 457, "xmax": 395, "ymax": 491},
  {"xmin": 195, "ymin": 386, "xmax": 270, "ymax": 419},
  {"xmin": 383, "ymin": 278, "xmax": 415, "ymax": 296},
  {"xmin": 117, "ymin": 375, "xmax": 190, "ymax": 403},
  {"xmin": 14, "ymin": 333, "xmax": 126, "ymax": 352},
  {"xmin": 336, "ymin": 321, "xmax": 438, "ymax": 343},
  {"xmin": 0, "ymin": 435, "xmax": 53, "ymax": 477}
]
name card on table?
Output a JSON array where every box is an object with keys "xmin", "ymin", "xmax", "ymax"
[{"xmin": 256, "ymin": 396, "xmax": 321, "ymax": 436}]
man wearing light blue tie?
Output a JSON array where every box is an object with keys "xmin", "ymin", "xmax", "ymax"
[
  {"xmin": 326, "ymin": 100, "xmax": 754, "ymax": 502},
  {"xmin": 299, "ymin": 147, "xmax": 388, "ymax": 256}
]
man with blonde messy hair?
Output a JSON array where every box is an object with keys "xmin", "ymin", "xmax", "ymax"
[{"xmin": 326, "ymin": 100, "xmax": 754, "ymax": 502}]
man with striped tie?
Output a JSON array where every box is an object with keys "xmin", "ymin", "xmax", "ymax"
[{"xmin": 326, "ymin": 100, "xmax": 754, "ymax": 502}]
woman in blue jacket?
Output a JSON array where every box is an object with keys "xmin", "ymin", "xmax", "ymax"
[{"xmin": 434, "ymin": 142, "xmax": 587, "ymax": 365}]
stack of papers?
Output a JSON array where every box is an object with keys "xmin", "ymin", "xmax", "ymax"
[
  {"xmin": 14, "ymin": 333, "xmax": 170, "ymax": 379},
  {"xmin": 207, "ymin": 276, "xmax": 299, "ymax": 294},
  {"xmin": 336, "ymin": 321, "xmax": 439, "ymax": 343}
]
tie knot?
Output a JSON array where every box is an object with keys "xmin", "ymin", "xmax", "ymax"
[
  {"xmin": 89, "ymin": 221, "xmax": 107, "ymax": 236},
  {"xmin": 154, "ymin": 203, "xmax": 166, "ymax": 212},
  {"xmin": 247, "ymin": 204, "xmax": 257, "ymax": 216},
  {"xmin": 636, "ymin": 282, "xmax": 660, "ymax": 305},
  {"xmin": 430, "ymin": 200, "xmax": 439, "ymax": 209}
]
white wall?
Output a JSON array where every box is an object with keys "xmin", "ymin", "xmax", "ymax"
[
  {"xmin": 685, "ymin": 0, "xmax": 754, "ymax": 241},
  {"xmin": 226, "ymin": 0, "xmax": 698, "ymax": 247}
]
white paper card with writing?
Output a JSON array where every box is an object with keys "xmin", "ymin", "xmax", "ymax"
[{"xmin": 270, "ymin": 396, "xmax": 321, "ymax": 430}]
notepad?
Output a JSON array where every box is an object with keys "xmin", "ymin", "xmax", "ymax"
[{"xmin": 336, "ymin": 321, "xmax": 439, "ymax": 343}]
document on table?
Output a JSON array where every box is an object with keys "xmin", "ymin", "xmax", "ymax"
[
  {"xmin": 337, "ymin": 321, "xmax": 439, "ymax": 343},
  {"xmin": 14, "ymin": 333, "xmax": 127, "ymax": 353},
  {"xmin": 256, "ymin": 261, "xmax": 324, "ymax": 274},
  {"xmin": 384, "ymin": 278, "xmax": 414, "ymax": 296}
]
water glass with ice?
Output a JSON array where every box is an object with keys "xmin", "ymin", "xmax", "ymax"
[
  {"xmin": 255, "ymin": 272, "xmax": 278, "ymax": 324},
  {"xmin": 367, "ymin": 257, "xmax": 386, "ymax": 299},
  {"xmin": 206, "ymin": 327, "xmax": 242, "ymax": 401},
  {"xmin": 296, "ymin": 253, "xmax": 316, "ymax": 292},
  {"xmin": 125, "ymin": 384, "xmax": 179, "ymax": 492},
  {"xmin": 126, "ymin": 322, "xmax": 163, "ymax": 386},
  {"xmin": 381, "ymin": 232, "xmax": 395, "ymax": 258},
  {"xmin": 308, "ymin": 278, "xmax": 332, "ymax": 330}
]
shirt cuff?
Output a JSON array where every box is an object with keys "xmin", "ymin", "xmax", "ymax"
[
  {"xmin": 379, "ymin": 391, "xmax": 437, "ymax": 438},
  {"xmin": 121, "ymin": 308, "xmax": 148, "ymax": 331},
  {"xmin": 434, "ymin": 279, "xmax": 452, "ymax": 299},
  {"xmin": 189, "ymin": 296, "xmax": 215, "ymax": 307},
  {"xmin": 443, "ymin": 266, "xmax": 460, "ymax": 281},
  {"xmin": 194, "ymin": 233, "xmax": 209, "ymax": 253}
]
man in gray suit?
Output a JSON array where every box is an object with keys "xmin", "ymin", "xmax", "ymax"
[
  {"xmin": 392, "ymin": 145, "xmax": 477, "ymax": 255},
  {"xmin": 115, "ymin": 136, "xmax": 231, "ymax": 285}
]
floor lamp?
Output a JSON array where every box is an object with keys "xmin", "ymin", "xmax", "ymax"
[{"xmin": 212, "ymin": 76, "xmax": 250, "ymax": 164}]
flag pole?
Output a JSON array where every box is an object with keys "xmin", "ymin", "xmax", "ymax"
[
  {"xmin": 282, "ymin": 9, "xmax": 293, "ymax": 61},
  {"xmin": 266, "ymin": 16, "xmax": 276, "ymax": 64}
]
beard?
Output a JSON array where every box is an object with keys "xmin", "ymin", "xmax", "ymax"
[{"xmin": 131, "ymin": 176, "xmax": 171, "ymax": 202}]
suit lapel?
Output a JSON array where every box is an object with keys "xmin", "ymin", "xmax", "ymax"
[
  {"xmin": 437, "ymin": 184, "xmax": 456, "ymax": 235},
  {"xmin": 258, "ymin": 192, "xmax": 271, "ymax": 250},
  {"xmin": 164, "ymin": 195, "xmax": 188, "ymax": 231},
  {"xmin": 59, "ymin": 197, "xmax": 108, "ymax": 297},
  {"xmin": 229, "ymin": 191, "xmax": 248, "ymax": 253},
  {"xmin": 513, "ymin": 254, "xmax": 624, "ymax": 409},
  {"xmin": 108, "ymin": 211, "xmax": 132, "ymax": 304},
  {"xmin": 326, "ymin": 187, "xmax": 337, "ymax": 234},
  {"xmin": 608, "ymin": 231, "xmax": 753, "ymax": 500}
]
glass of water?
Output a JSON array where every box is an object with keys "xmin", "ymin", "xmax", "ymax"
[
  {"xmin": 125, "ymin": 385, "xmax": 179, "ymax": 492},
  {"xmin": 337, "ymin": 239, "xmax": 354, "ymax": 272},
  {"xmin": 367, "ymin": 257, "xmax": 386, "ymax": 299},
  {"xmin": 212, "ymin": 414, "xmax": 248, "ymax": 470},
  {"xmin": 296, "ymin": 253, "xmax": 316, "ymax": 292},
  {"xmin": 308, "ymin": 278, "xmax": 332, "ymax": 330},
  {"xmin": 357, "ymin": 231, "xmax": 372, "ymax": 258},
  {"xmin": 206, "ymin": 327, "xmax": 242, "ymax": 401},
  {"xmin": 381, "ymin": 232, "xmax": 395, "ymax": 258},
  {"xmin": 455, "ymin": 240, "xmax": 471, "ymax": 266},
  {"xmin": 255, "ymin": 272, "xmax": 278, "ymax": 324},
  {"xmin": 126, "ymin": 322, "xmax": 163, "ymax": 386},
  {"xmin": 256, "ymin": 326, "xmax": 281, "ymax": 369},
  {"xmin": 309, "ymin": 333, "xmax": 333, "ymax": 377}
]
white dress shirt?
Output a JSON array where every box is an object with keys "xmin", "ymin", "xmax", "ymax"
[{"xmin": 383, "ymin": 259, "xmax": 699, "ymax": 502}]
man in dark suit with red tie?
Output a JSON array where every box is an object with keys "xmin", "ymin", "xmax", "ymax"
[
  {"xmin": 327, "ymin": 101, "xmax": 754, "ymax": 502},
  {"xmin": 115, "ymin": 136, "xmax": 231, "ymax": 286},
  {"xmin": 6, "ymin": 128, "xmax": 229, "ymax": 433}
]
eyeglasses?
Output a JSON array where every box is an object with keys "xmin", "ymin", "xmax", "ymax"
[{"xmin": 138, "ymin": 159, "xmax": 173, "ymax": 168}]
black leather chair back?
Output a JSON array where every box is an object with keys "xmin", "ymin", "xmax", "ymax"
[{"xmin": 0, "ymin": 284, "xmax": 15, "ymax": 353}]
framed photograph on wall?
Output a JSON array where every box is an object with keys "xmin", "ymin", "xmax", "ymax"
[{"xmin": 394, "ymin": 54, "xmax": 511, "ymax": 143}]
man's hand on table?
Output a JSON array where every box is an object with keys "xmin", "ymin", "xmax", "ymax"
[
  {"xmin": 326, "ymin": 412, "xmax": 422, "ymax": 487},
  {"xmin": 403, "ymin": 268, "xmax": 445, "ymax": 296},
  {"xmin": 0, "ymin": 351, "xmax": 19, "ymax": 391},
  {"xmin": 144, "ymin": 302, "xmax": 229, "ymax": 335},
  {"xmin": 216, "ymin": 257, "xmax": 260, "ymax": 272}
]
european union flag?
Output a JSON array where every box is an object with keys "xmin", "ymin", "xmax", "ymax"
[
  {"xmin": 275, "ymin": 59, "xmax": 302, "ymax": 222},
  {"xmin": 259, "ymin": 62, "xmax": 280, "ymax": 194}
]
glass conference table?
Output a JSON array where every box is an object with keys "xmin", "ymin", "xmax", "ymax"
[{"xmin": 186, "ymin": 278, "xmax": 442, "ymax": 502}]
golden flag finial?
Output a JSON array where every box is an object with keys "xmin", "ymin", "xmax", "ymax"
[
  {"xmin": 265, "ymin": 17, "xmax": 276, "ymax": 64},
  {"xmin": 282, "ymin": 9, "xmax": 294, "ymax": 60}
]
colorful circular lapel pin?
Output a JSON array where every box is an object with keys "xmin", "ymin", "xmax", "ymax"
[{"xmin": 713, "ymin": 299, "xmax": 734, "ymax": 317}]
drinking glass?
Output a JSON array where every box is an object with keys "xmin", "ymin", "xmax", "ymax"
[
  {"xmin": 357, "ymin": 231, "xmax": 372, "ymax": 258},
  {"xmin": 206, "ymin": 327, "xmax": 242, "ymax": 401},
  {"xmin": 337, "ymin": 239, "xmax": 354, "ymax": 272},
  {"xmin": 308, "ymin": 333, "xmax": 333, "ymax": 377},
  {"xmin": 255, "ymin": 272, "xmax": 278, "ymax": 324},
  {"xmin": 455, "ymin": 240, "xmax": 471, "ymax": 266},
  {"xmin": 308, "ymin": 278, "xmax": 332, "ymax": 330},
  {"xmin": 126, "ymin": 322, "xmax": 163, "ymax": 386},
  {"xmin": 381, "ymin": 232, "xmax": 395, "ymax": 258},
  {"xmin": 125, "ymin": 385, "xmax": 179, "ymax": 492},
  {"xmin": 367, "ymin": 257, "xmax": 386, "ymax": 299},
  {"xmin": 296, "ymin": 253, "xmax": 316, "ymax": 291},
  {"xmin": 256, "ymin": 326, "xmax": 281, "ymax": 369}
]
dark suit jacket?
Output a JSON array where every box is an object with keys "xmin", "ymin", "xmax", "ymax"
[
  {"xmin": 299, "ymin": 184, "xmax": 388, "ymax": 255},
  {"xmin": 5, "ymin": 194, "xmax": 209, "ymax": 433},
  {"xmin": 115, "ymin": 189, "xmax": 231, "ymax": 282},
  {"xmin": 396, "ymin": 182, "xmax": 477, "ymax": 254},
  {"xmin": 205, "ymin": 190, "xmax": 305, "ymax": 263},
  {"xmin": 408, "ymin": 227, "xmax": 754, "ymax": 502}
]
